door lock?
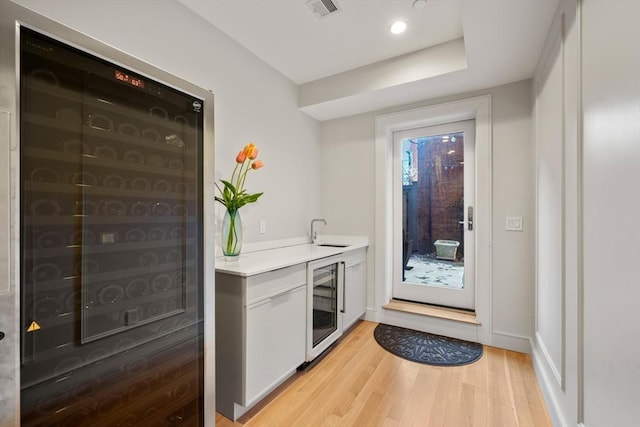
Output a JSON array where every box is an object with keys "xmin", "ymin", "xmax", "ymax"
[{"xmin": 467, "ymin": 206, "xmax": 473, "ymax": 231}]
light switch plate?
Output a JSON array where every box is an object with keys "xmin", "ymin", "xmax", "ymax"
[
  {"xmin": 506, "ymin": 217, "xmax": 523, "ymax": 231},
  {"xmin": 259, "ymin": 220, "xmax": 266, "ymax": 234}
]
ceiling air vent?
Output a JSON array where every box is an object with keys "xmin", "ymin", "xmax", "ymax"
[{"xmin": 306, "ymin": 0, "xmax": 341, "ymax": 19}]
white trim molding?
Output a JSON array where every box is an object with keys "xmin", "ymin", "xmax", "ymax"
[
  {"xmin": 535, "ymin": 331, "xmax": 562, "ymax": 385},
  {"xmin": 531, "ymin": 337, "xmax": 571, "ymax": 427},
  {"xmin": 530, "ymin": 1, "xmax": 585, "ymax": 424},
  {"xmin": 491, "ymin": 330, "xmax": 533, "ymax": 354},
  {"xmin": 373, "ymin": 96, "xmax": 500, "ymax": 347},
  {"xmin": 534, "ymin": 10, "xmax": 567, "ymax": 392}
]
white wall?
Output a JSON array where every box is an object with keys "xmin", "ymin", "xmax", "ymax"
[
  {"xmin": 321, "ymin": 79, "xmax": 535, "ymax": 350},
  {"xmin": 582, "ymin": 1, "xmax": 640, "ymax": 426},
  {"xmin": 534, "ymin": 2, "xmax": 569, "ymax": 400},
  {"xmin": 531, "ymin": 2, "xmax": 581, "ymax": 425},
  {"xmin": 531, "ymin": 0, "xmax": 640, "ymax": 426},
  {"xmin": 13, "ymin": 0, "xmax": 322, "ymax": 244}
]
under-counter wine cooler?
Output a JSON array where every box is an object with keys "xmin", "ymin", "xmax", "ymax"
[
  {"xmin": 306, "ymin": 255, "xmax": 344, "ymax": 361},
  {"xmin": 0, "ymin": 5, "xmax": 215, "ymax": 424}
]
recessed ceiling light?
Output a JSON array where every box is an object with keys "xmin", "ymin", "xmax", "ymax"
[{"xmin": 390, "ymin": 21, "xmax": 407, "ymax": 35}]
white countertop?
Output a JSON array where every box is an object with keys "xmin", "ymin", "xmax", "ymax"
[{"xmin": 215, "ymin": 235, "xmax": 369, "ymax": 277}]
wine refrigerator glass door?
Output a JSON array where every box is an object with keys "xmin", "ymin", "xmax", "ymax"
[
  {"xmin": 307, "ymin": 256, "xmax": 344, "ymax": 361},
  {"xmin": 20, "ymin": 27, "xmax": 205, "ymax": 426}
]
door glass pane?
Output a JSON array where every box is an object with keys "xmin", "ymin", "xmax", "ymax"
[
  {"xmin": 312, "ymin": 264, "xmax": 337, "ymax": 346},
  {"xmin": 402, "ymin": 131, "xmax": 465, "ymax": 289}
]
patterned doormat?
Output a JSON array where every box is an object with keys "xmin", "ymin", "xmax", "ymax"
[{"xmin": 374, "ymin": 323, "xmax": 483, "ymax": 366}]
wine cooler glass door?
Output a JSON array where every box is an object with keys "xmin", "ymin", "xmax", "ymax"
[
  {"xmin": 19, "ymin": 26, "xmax": 206, "ymax": 426},
  {"xmin": 307, "ymin": 255, "xmax": 344, "ymax": 361}
]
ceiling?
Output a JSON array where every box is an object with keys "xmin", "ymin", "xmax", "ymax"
[{"xmin": 179, "ymin": 0, "xmax": 560, "ymax": 120}]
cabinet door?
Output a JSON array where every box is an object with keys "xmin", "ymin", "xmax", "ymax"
[
  {"xmin": 245, "ymin": 285, "xmax": 306, "ymax": 405},
  {"xmin": 343, "ymin": 262, "xmax": 366, "ymax": 330}
]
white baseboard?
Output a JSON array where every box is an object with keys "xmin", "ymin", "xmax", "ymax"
[
  {"xmin": 381, "ymin": 307, "xmax": 480, "ymax": 343},
  {"xmin": 489, "ymin": 330, "xmax": 533, "ymax": 354},
  {"xmin": 530, "ymin": 336, "xmax": 570, "ymax": 427},
  {"xmin": 535, "ymin": 331, "xmax": 562, "ymax": 386},
  {"xmin": 366, "ymin": 307, "xmax": 532, "ymax": 354}
]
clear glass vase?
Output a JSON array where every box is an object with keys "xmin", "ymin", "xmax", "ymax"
[{"xmin": 221, "ymin": 209, "xmax": 242, "ymax": 261}]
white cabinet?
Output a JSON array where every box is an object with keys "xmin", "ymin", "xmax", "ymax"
[
  {"xmin": 246, "ymin": 285, "xmax": 306, "ymax": 404},
  {"xmin": 342, "ymin": 248, "xmax": 367, "ymax": 330},
  {"xmin": 216, "ymin": 264, "xmax": 306, "ymax": 421},
  {"xmin": 214, "ymin": 243, "xmax": 368, "ymax": 421}
]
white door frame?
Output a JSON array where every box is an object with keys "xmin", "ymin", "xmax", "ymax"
[
  {"xmin": 373, "ymin": 95, "xmax": 493, "ymax": 343},
  {"xmin": 392, "ymin": 120, "xmax": 476, "ymax": 309}
]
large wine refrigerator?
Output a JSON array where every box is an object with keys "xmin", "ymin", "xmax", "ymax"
[{"xmin": 0, "ymin": 4, "xmax": 215, "ymax": 425}]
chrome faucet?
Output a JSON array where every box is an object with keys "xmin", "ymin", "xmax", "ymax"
[{"xmin": 310, "ymin": 218, "xmax": 327, "ymax": 244}]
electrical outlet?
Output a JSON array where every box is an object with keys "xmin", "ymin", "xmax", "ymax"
[
  {"xmin": 259, "ymin": 220, "xmax": 266, "ymax": 234},
  {"xmin": 506, "ymin": 217, "xmax": 523, "ymax": 231}
]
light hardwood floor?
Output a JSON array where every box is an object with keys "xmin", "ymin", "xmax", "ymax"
[{"xmin": 215, "ymin": 321, "xmax": 552, "ymax": 427}]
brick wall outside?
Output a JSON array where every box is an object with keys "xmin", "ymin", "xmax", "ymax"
[{"xmin": 412, "ymin": 134, "xmax": 465, "ymax": 258}]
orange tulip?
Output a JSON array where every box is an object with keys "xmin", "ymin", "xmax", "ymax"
[
  {"xmin": 246, "ymin": 146, "xmax": 258, "ymax": 160},
  {"xmin": 235, "ymin": 150, "xmax": 246, "ymax": 163},
  {"xmin": 251, "ymin": 160, "xmax": 264, "ymax": 170},
  {"xmin": 242, "ymin": 143, "xmax": 256, "ymax": 158}
]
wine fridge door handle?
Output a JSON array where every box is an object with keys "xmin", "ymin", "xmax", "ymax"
[{"xmin": 340, "ymin": 262, "xmax": 346, "ymax": 314}]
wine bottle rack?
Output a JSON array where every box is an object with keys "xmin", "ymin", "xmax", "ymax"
[{"xmin": 20, "ymin": 27, "xmax": 205, "ymax": 425}]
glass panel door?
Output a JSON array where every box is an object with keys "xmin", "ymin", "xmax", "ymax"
[
  {"xmin": 20, "ymin": 27, "xmax": 205, "ymax": 426},
  {"xmin": 307, "ymin": 255, "xmax": 344, "ymax": 361},
  {"xmin": 392, "ymin": 120, "xmax": 475, "ymax": 310},
  {"xmin": 312, "ymin": 263, "xmax": 338, "ymax": 346}
]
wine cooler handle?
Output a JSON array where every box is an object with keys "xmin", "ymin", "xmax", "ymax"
[{"xmin": 340, "ymin": 262, "xmax": 346, "ymax": 314}]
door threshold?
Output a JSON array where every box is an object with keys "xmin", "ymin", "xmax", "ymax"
[{"xmin": 383, "ymin": 299, "xmax": 480, "ymax": 325}]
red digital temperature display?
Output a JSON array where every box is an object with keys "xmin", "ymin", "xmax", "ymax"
[{"xmin": 114, "ymin": 70, "xmax": 145, "ymax": 88}]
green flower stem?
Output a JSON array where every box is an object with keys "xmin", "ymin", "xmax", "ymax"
[
  {"xmin": 230, "ymin": 161, "xmax": 240, "ymax": 187},
  {"xmin": 231, "ymin": 159, "xmax": 251, "ymax": 195},
  {"xmin": 225, "ymin": 209, "xmax": 239, "ymax": 255},
  {"xmin": 238, "ymin": 162, "xmax": 254, "ymax": 193}
]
